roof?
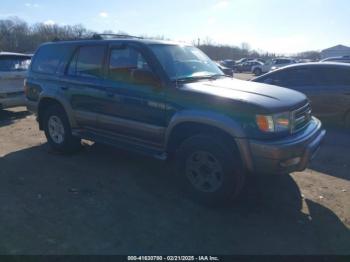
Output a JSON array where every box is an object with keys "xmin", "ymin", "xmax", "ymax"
[
  {"xmin": 321, "ymin": 45, "xmax": 350, "ymax": 52},
  {"xmin": 272, "ymin": 62, "xmax": 350, "ymax": 72},
  {"xmin": 46, "ymin": 37, "xmax": 187, "ymax": 47},
  {"xmin": 0, "ymin": 52, "xmax": 33, "ymax": 57}
]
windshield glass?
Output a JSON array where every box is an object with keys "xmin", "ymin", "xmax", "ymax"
[{"xmin": 149, "ymin": 44, "xmax": 223, "ymax": 80}]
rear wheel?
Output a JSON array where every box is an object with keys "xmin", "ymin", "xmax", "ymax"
[
  {"xmin": 175, "ymin": 134, "xmax": 245, "ymax": 205},
  {"xmin": 253, "ymin": 68, "xmax": 262, "ymax": 76},
  {"xmin": 43, "ymin": 105, "xmax": 82, "ymax": 153}
]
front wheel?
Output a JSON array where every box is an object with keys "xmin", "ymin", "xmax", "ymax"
[
  {"xmin": 43, "ymin": 105, "xmax": 82, "ymax": 153},
  {"xmin": 175, "ymin": 134, "xmax": 245, "ymax": 205}
]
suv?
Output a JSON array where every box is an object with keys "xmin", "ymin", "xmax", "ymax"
[
  {"xmin": 26, "ymin": 35, "xmax": 325, "ymax": 204},
  {"xmin": 0, "ymin": 52, "xmax": 32, "ymax": 110},
  {"xmin": 252, "ymin": 58, "xmax": 296, "ymax": 76}
]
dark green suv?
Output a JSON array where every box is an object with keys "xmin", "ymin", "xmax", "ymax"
[{"xmin": 25, "ymin": 35, "xmax": 325, "ymax": 204}]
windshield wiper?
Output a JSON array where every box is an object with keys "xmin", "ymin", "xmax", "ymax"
[{"xmin": 173, "ymin": 74, "xmax": 226, "ymax": 82}]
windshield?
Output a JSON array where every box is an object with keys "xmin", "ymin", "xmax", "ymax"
[{"xmin": 149, "ymin": 44, "xmax": 223, "ymax": 81}]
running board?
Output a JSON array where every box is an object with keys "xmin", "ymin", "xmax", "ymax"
[{"xmin": 73, "ymin": 129, "xmax": 168, "ymax": 160}]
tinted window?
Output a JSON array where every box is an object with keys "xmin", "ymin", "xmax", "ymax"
[
  {"xmin": 321, "ymin": 67, "xmax": 350, "ymax": 85},
  {"xmin": 259, "ymin": 68, "xmax": 315, "ymax": 87},
  {"xmin": 68, "ymin": 45, "xmax": 106, "ymax": 78},
  {"xmin": 0, "ymin": 56, "xmax": 31, "ymax": 71},
  {"xmin": 32, "ymin": 44, "xmax": 72, "ymax": 74},
  {"xmin": 108, "ymin": 47, "xmax": 151, "ymax": 82}
]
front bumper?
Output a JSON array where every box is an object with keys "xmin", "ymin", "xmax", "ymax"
[
  {"xmin": 0, "ymin": 93, "xmax": 25, "ymax": 109},
  {"xmin": 247, "ymin": 117, "xmax": 325, "ymax": 174}
]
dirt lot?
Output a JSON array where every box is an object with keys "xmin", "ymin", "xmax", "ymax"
[{"xmin": 0, "ymin": 106, "xmax": 349, "ymax": 255}]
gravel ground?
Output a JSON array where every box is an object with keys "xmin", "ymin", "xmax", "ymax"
[{"xmin": 0, "ymin": 107, "xmax": 349, "ymax": 255}]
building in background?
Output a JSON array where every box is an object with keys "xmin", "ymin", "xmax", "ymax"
[{"xmin": 321, "ymin": 45, "xmax": 350, "ymax": 59}]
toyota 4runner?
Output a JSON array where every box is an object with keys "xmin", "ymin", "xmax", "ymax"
[{"xmin": 25, "ymin": 35, "xmax": 325, "ymax": 204}]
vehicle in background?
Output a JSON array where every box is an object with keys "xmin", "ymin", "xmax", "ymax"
[
  {"xmin": 252, "ymin": 58, "xmax": 297, "ymax": 76},
  {"xmin": 321, "ymin": 56, "xmax": 350, "ymax": 63},
  {"xmin": 215, "ymin": 62, "xmax": 234, "ymax": 77},
  {"xmin": 0, "ymin": 52, "xmax": 32, "ymax": 110},
  {"xmin": 235, "ymin": 60, "xmax": 263, "ymax": 73},
  {"xmin": 26, "ymin": 36, "xmax": 325, "ymax": 204},
  {"xmin": 252, "ymin": 62, "xmax": 350, "ymax": 128},
  {"xmin": 220, "ymin": 59, "xmax": 235, "ymax": 69}
]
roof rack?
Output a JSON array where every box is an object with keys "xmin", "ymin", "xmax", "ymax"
[
  {"xmin": 91, "ymin": 33, "xmax": 143, "ymax": 40},
  {"xmin": 51, "ymin": 34, "xmax": 143, "ymax": 42}
]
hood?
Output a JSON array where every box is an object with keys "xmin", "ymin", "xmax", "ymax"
[{"xmin": 181, "ymin": 78, "xmax": 307, "ymax": 113}]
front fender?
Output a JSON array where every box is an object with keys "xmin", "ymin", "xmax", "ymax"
[{"xmin": 165, "ymin": 110, "xmax": 254, "ymax": 171}]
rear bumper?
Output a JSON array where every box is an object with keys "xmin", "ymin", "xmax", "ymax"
[
  {"xmin": 244, "ymin": 117, "xmax": 325, "ymax": 174},
  {"xmin": 0, "ymin": 93, "xmax": 25, "ymax": 109}
]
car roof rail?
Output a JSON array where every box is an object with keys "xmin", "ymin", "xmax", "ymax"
[
  {"xmin": 51, "ymin": 34, "xmax": 143, "ymax": 42},
  {"xmin": 91, "ymin": 33, "xmax": 143, "ymax": 40}
]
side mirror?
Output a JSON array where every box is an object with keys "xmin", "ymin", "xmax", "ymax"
[{"xmin": 132, "ymin": 69, "xmax": 160, "ymax": 87}]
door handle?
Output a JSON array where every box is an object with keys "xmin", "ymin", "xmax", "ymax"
[{"xmin": 61, "ymin": 86, "xmax": 69, "ymax": 91}]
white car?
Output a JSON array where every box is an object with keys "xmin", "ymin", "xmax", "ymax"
[
  {"xmin": 0, "ymin": 52, "xmax": 32, "ymax": 110},
  {"xmin": 252, "ymin": 58, "xmax": 296, "ymax": 76}
]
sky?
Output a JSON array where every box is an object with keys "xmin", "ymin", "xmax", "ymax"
[{"xmin": 1, "ymin": 0, "xmax": 349, "ymax": 54}]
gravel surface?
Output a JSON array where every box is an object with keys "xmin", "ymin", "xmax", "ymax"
[{"xmin": 0, "ymin": 107, "xmax": 349, "ymax": 255}]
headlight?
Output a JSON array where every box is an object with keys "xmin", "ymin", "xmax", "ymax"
[{"xmin": 256, "ymin": 112, "xmax": 291, "ymax": 132}]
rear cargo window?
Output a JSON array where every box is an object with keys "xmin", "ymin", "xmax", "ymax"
[{"xmin": 31, "ymin": 44, "xmax": 73, "ymax": 74}]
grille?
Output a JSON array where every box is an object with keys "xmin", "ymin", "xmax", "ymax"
[{"xmin": 291, "ymin": 102, "xmax": 312, "ymax": 133}]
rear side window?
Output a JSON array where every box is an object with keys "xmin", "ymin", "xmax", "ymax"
[
  {"xmin": 0, "ymin": 56, "xmax": 31, "ymax": 71},
  {"xmin": 321, "ymin": 67, "xmax": 350, "ymax": 85},
  {"xmin": 68, "ymin": 45, "xmax": 106, "ymax": 78},
  {"xmin": 31, "ymin": 44, "xmax": 72, "ymax": 74}
]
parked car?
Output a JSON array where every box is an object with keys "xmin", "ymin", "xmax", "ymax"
[
  {"xmin": 252, "ymin": 58, "xmax": 297, "ymax": 76},
  {"xmin": 215, "ymin": 62, "xmax": 234, "ymax": 77},
  {"xmin": 220, "ymin": 59, "xmax": 235, "ymax": 69},
  {"xmin": 321, "ymin": 56, "xmax": 350, "ymax": 63},
  {"xmin": 0, "ymin": 52, "xmax": 32, "ymax": 110},
  {"xmin": 235, "ymin": 60, "xmax": 263, "ymax": 73},
  {"xmin": 252, "ymin": 62, "xmax": 350, "ymax": 127},
  {"xmin": 26, "ymin": 35, "xmax": 325, "ymax": 204}
]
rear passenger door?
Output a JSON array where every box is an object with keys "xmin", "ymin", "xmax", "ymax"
[
  {"xmin": 314, "ymin": 67, "xmax": 350, "ymax": 117},
  {"xmin": 63, "ymin": 44, "xmax": 107, "ymax": 129}
]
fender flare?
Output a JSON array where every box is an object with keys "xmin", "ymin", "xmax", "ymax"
[
  {"xmin": 38, "ymin": 91, "xmax": 78, "ymax": 129},
  {"xmin": 165, "ymin": 110, "xmax": 253, "ymax": 172}
]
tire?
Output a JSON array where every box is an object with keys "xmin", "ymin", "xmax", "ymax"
[
  {"xmin": 253, "ymin": 68, "xmax": 262, "ymax": 76},
  {"xmin": 43, "ymin": 104, "xmax": 82, "ymax": 154},
  {"xmin": 175, "ymin": 134, "xmax": 245, "ymax": 206}
]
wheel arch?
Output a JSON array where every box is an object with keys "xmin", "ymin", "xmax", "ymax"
[
  {"xmin": 37, "ymin": 96, "xmax": 76, "ymax": 130},
  {"xmin": 165, "ymin": 111, "xmax": 253, "ymax": 172}
]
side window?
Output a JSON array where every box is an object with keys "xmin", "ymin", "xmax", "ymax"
[
  {"xmin": 32, "ymin": 45, "xmax": 73, "ymax": 74},
  {"xmin": 281, "ymin": 68, "xmax": 315, "ymax": 87},
  {"xmin": 0, "ymin": 56, "xmax": 31, "ymax": 71},
  {"xmin": 261, "ymin": 71, "xmax": 287, "ymax": 86},
  {"xmin": 108, "ymin": 46, "xmax": 151, "ymax": 82},
  {"xmin": 68, "ymin": 45, "xmax": 106, "ymax": 78},
  {"xmin": 321, "ymin": 67, "xmax": 350, "ymax": 85}
]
